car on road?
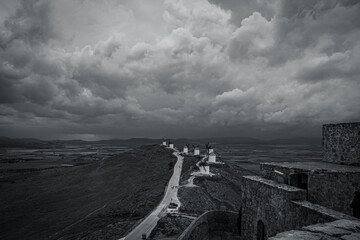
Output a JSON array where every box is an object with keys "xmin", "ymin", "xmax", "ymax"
[
  {"xmin": 166, "ymin": 208, "xmax": 177, "ymax": 213},
  {"xmin": 166, "ymin": 202, "xmax": 178, "ymax": 213},
  {"xmin": 169, "ymin": 202, "xmax": 178, "ymax": 208}
]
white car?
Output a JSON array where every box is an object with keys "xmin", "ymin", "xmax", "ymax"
[
  {"xmin": 166, "ymin": 202, "xmax": 178, "ymax": 213},
  {"xmin": 166, "ymin": 208, "xmax": 177, "ymax": 214}
]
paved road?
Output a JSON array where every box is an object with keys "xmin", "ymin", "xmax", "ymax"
[{"xmin": 124, "ymin": 150, "xmax": 184, "ymax": 240}]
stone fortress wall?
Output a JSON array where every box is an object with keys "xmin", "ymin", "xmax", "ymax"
[
  {"xmin": 323, "ymin": 122, "xmax": 360, "ymax": 165},
  {"xmin": 240, "ymin": 122, "xmax": 360, "ymax": 240},
  {"xmin": 239, "ymin": 175, "xmax": 358, "ymax": 240},
  {"xmin": 269, "ymin": 219, "xmax": 360, "ymax": 240},
  {"xmin": 240, "ymin": 176, "xmax": 306, "ymax": 240},
  {"xmin": 308, "ymin": 172, "xmax": 360, "ymax": 215},
  {"xmin": 261, "ymin": 162, "xmax": 360, "ymax": 216},
  {"xmin": 177, "ymin": 122, "xmax": 360, "ymax": 240}
]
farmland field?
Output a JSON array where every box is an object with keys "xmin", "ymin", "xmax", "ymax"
[
  {"xmin": 0, "ymin": 139, "xmax": 322, "ymax": 240},
  {"xmin": 0, "ymin": 143, "xmax": 175, "ymax": 240}
]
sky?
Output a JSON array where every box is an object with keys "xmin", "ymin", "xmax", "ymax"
[{"xmin": 0, "ymin": 0, "xmax": 359, "ymax": 140}]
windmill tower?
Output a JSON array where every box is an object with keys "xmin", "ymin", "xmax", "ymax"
[
  {"xmin": 162, "ymin": 138, "xmax": 167, "ymax": 146},
  {"xmin": 183, "ymin": 144, "xmax": 189, "ymax": 154},
  {"xmin": 208, "ymin": 152, "xmax": 216, "ymax": 162},
  {"xmin": 169, "ymin": 140, "xmax": 174, "ymax": 149},
  {"xmin": 193, "ymin": 144, "xmax": 200, "ymax": 156},
  {"xmin": 205, "ymin": 142, "xmax": 213, "ymax": 154}
]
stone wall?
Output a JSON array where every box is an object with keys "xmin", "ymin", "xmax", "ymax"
[
  {"xmin": 240, "ymin": 176, "xmax": 307, "ymax": 240},
  {"xmin": 260, "ymin": 163, "xmax": 309, "ymax": 185},
  {"xmin": 269, "ymin": 219, "xmax": 360, "ymax": 240},
  {"xmin": 308, "ymin": 172, "xmax": 360, "ymax": 215},
  {"xmin": 323, "ymin": 122, "xmax": 360, "ymax": 165},
  {"xmin": 239, "ymin": 176, "xmax": 357, "ymax": 240},
  {"xmin": 291, "ymin": 201, "xmax": 356, "ymax": 225},
  {"xmin": 177, "ymin": 211, "xmax": 238, "ymax": 240},
  {"xmin": 262, "ymin": 163, "xmax": 360, "ymax": 216}
]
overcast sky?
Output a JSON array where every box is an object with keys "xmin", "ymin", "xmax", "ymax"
[{"xmin": 0, "ymin": 0, "xmax": 359, "ymax": 140}]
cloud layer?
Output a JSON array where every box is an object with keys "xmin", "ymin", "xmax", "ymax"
[{"xmin": 0, "ymin": 0, "xmax": 359, "ymax": 139}]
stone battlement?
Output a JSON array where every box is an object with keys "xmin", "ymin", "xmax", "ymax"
[{"xmin": 323, "ymin": 122, "xmax": 360, "ymax": 166}]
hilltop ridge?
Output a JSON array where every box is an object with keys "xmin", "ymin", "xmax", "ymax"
[{"xmin": 0, "ymin": 136, "xmax": 321, "ymax": 149}]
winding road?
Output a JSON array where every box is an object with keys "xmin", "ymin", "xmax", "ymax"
[{"xmin": 123, "ymin": 149, "xmax": 184, "ymax": 240}]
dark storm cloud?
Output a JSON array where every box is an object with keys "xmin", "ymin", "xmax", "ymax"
[
  {"xmin": 278, "ymin": 1, "xmax": 360, "ymax": 83},
  {"xmin": 0, "ymin": 0, "xmax": 359, "ymax": 139},
  {"xmin": 208, "ymin": 0, "xmax": 276, "ymax": 24},
  {"xmin": 270, "ymin": 0, "xmax": 360, "ymax": 64},
  {"xmin": 3, "ymin": 0, "xmax": 56, "ymax": 45},
  {"xmin": 279, "ymin": 0, "xmax": 360, "ymax": 19},
  {"xmin": 296, "ymin": 49, "xmax": 360, "ymax": 83},
  {"xmin": 0, "ymin": 0, "xmax": 60, "ymax": 105}
]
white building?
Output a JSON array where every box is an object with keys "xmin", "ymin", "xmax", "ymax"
[
  {"xmin": 162, "ymin": 141, "xmax": 167, "ymax": 146},
  {"xmin": 194, "ymin": 147, "xmax": 200, "ymax": 156},
  {"xmin": 169, "ymin": 143, "xmax": 174, "ymax": 148},
  {"xmin": 208, "ymin": 152, "xmax": 216, "ymax": 162},
  {"xmin": 183, "ymin": 146, "xmax": 188, "ymax": 154}
]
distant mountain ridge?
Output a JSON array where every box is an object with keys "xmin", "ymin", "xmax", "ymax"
[
  {"xmin": 260, "ymin": 137, "xmax": 321, "ymax": 145},
  {"xmin": 0, "ymin": 136, "xmax": 321, "ymax": 148},
  {"xmin": 0, "ymin": 136, "xmax": 52, "ymax": 148}
]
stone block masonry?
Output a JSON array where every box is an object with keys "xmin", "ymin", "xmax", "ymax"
[
  {"xmin": 260, "ymin": 161, "xmax": 360, "ymax": 216},
  {"xmin": 269, "ymin": 219, "xmax": 360, "ymax": 240},
  {"xmin": 308, "ymin": 172, "xmax": 360, "ymax": 215},
  {"xmin": 240, "ymin": 176, "xmax": 307, "ymax": 240},
  {"xmin": 239, "ymin": 176, "xmax": 358, "ymax": 240},
  {"xmin": 323, "ymin": 122, "xmax": 360, "ymax": 165}
]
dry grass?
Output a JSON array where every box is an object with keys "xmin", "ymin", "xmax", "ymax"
[{"xmin": 0, "ymin": 145, "xmax": 175, "ymax": 240}]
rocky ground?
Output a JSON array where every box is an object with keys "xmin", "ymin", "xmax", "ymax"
[
  {"xmin": 149, "ymin": 215, "xmax": 193, "ymax": 240},
  {"xmin": 0, "ymin": 144, "xmax": 175, "ymax": 240},
  {"xmin": 179, "ymin": 155, "xmax": 201, "ymax": 185},
  {"xmin": 178, "ymin": 157, "xmax": 244, "ymax": 216}
]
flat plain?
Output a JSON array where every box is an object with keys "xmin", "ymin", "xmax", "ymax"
[
  {"xmin": 0, "ymin": 139, "xmax": 322, "ymax": 240},
  {"xmin": 0, "ymin": 143, "xmax": 175, "ymax": 240}
]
